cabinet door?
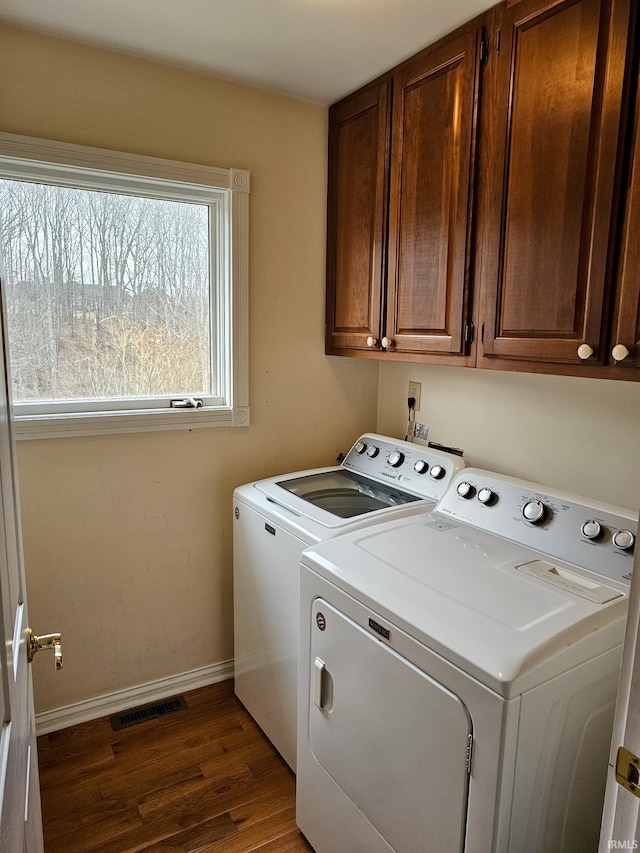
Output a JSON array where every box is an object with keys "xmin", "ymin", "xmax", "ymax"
[
  {"xmin": 610, "ymin": 64, "xmax": 640, "ymax": 372},
  {"xmin": 325, "ymin": 83, "xmax": 391, "ymax": 354},
  {"xmin": 478, "ymin": 0, "xmax": 631, "ymax": 367},
  {"xmin": 385, "ymin": 28, "xmax": 482, "ymax": 357}
]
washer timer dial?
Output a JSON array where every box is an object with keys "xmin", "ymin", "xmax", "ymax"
[
  {"xmin": 522, "ymin": 499, "xmax": 546, "ymax": 524},
  {"xmin": 388, "ymin": 451, "xmax": 405, "ymax": 468}
]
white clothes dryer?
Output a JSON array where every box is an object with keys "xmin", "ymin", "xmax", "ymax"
[
  {"xmin": 233, "ymin": 433, "xmax": 465, "ymax": 770},
  {"xmin": 297, "ymin": 469, "xmax": 637, "ymax": 852}
]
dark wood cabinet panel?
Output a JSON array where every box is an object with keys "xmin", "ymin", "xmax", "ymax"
[
  {"xmin": 325, "ymin": 83, "xmax": 391, "ymax": 353},
  {"xmin": 499, "ymin": 2, "xmax": 596, "ymax": 337},
  {"xmin": 478, "ymin": 0, "xmax": 631, "ymax": 367},
  {"xmin": 610, "ymin": 58, "xmax": 640, "ymax": 372},
  {"xmin": 385, "ymin": 28, "xmax": 481, "ymax": 356},
  {"xmin": 479, "ymin": 0, "xmax": 629, "ymax": 366}
]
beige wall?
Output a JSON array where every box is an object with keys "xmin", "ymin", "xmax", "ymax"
[
  {"xmin": 377, "ymin": 363, "xmax": 640, "ymax": 511},
  {"xmin": 0, "ymin": 24, "xmax": 379, "ymax": 712}
]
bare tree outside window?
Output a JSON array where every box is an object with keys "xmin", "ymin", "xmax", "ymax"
[{"xmin": 0, "ymin": 179, "xmax": 212, "ymax": 403}]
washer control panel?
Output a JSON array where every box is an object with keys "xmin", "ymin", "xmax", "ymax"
[
  {"xmin": 343, "ymin": 434, "xmax": 466, "ymax": 502},
  {"xmin": 439, "ymin": 468, "xmax": 638, "ymax": 584}
]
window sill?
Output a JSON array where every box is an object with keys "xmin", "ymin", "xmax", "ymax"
[{"xmin": 13, "ymin": 406, "xmax": 250, "ymax": 440}]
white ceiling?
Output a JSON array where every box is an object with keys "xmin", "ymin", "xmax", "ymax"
[{"xmin": 0, "ymin": 0, "xmax": 493, "ymax": 104}]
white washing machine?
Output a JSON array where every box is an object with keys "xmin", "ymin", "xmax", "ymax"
[
  {"xmin": 233, "ymin": 433, "xmax": 466, "ymax": 770},
  {"xmin": 297, "ymin": 469, "xmax": 638, "ymax": 852}
]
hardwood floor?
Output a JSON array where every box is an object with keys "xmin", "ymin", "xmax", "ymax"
[{"xmin": 37, "ymin": 680, "xmax": 313, "ymax": 853}]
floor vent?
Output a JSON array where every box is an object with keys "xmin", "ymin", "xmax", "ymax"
[{"xmin": 110, "ymin": 695, "xmax": 188, "ymax": 731}]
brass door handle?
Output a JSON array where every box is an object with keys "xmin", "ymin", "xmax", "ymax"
[{"xmin": 27, "ymin": 629, "xmax": 63, "ymax": 670}]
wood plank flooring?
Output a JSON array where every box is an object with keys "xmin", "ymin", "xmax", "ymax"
[{"xmin": 37, "ymin": 680, "xmax": 313, "ymax": 853}]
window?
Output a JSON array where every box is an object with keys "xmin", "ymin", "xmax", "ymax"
[{"xmin": 0, "ymin": 133, "xmax": 249, "ymax": 438}]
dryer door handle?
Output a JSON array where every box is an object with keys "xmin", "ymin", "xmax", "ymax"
[
  {"xmin": 313, "ymin": 658, "xmax": 325, "ymax": 709},
  {"xmin": 313, "ymin": 657, "xmax": 334, "ymax": 713}
]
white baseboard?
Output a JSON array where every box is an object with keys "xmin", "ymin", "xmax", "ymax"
[{"xmin": 35, "ymin": 659, "xmax": 235, "ymax": 736}]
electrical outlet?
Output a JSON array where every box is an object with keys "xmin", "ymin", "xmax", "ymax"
[{"xmin": 408, "ymin": 380, "xmax": 421, "ymax": 411}]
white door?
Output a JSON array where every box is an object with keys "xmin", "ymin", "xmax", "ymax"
[
  {"xmin": 599, "ymin": 541, "xmax": 640, "ymax": 850},
  {"xmin": 0, "ymin": 275, "xmax": 45, "ymax": 852}
]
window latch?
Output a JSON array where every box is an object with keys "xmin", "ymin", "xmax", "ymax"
[{"xmin": 170, "ymin": 397, "xmax": 203, "ymax": 409}]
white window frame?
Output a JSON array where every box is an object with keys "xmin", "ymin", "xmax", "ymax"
[{"xmin": 0, "ymin": 132, "xmax": 250, "ymax": 440}]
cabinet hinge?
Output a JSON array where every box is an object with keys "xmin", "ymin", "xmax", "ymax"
[
  {"xmin": 480, "ymin": 38, "xmax": 489, "ymax": 66},
  {"xmin": 481, "ymin": 323, "xmax": 485, "ymax": 343},
  {"xmin": 465, "ymin": 322, "xmax": 474, "ymax": 344},
  {"xmin": 496, "ymin": 30, "xmax": 501, "ymax": 55},
  {"xmin": 466, "ymin": 734, "xmax": 473, "ymax": 775}
]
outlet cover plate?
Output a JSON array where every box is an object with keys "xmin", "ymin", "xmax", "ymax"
[{"xmin": 408, "ymin": 381, "xmax": 421, "ymax": 411}]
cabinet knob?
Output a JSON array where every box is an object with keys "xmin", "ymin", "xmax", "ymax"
[
  {"xmin": 381, "ymin": 336, "xmax": 392, "ymax": 350},
  {"xmin": 366, "ymin": 336, "xmax": 377, "ymax": 348},
  {"xmin": 612, "ymin": 344, "xmax": 630, "ymax": 362},
  {"xmin": 577, "ymin": 344, "xmax": 594, "ymax": 360}
]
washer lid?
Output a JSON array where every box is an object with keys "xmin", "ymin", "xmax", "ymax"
[
  {"xmin": 242, "ymin": 466, "xmax": 431, "ymax": 542},
  {"xmin": 273, "ymin": 468, "xmax": 420, "ymax": 517},
  {"xmin": 301, "ymin": 511, "xmax": 629, "ymax": 697}
]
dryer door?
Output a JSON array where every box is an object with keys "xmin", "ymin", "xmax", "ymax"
[{"xmin": 309, "ymin": 598, "xmax": 472, "ymax": 853}]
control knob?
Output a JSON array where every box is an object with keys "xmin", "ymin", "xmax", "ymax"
[
  {"xmin": 366, "ymin": 445, "xmax": 379, "ymax": 458},
  {"xmin": 429, "ymin": 465, "xmax": 445, "ymax": 480},
  {"xmin": 581, "ymin": 520, "xmax": 602, "ymax": 540},
  {"xmin": 457, "ymin": 482, "xmax": 475, "ymax": 499},
  {"xmin": 613, "ymin": 529, "xmax": 635, "ymax": 551},
  {"xmin": 413, "ymin": 460, "xmax": 429, "ymax": 475},
  {"xmin": 388, "ymin": 451, "xmax": 405, "ymax": 468},
  {"xmin": 522, "ymin": 499, "xmax": 546, "ymax": 524},
  {"xmin": 354, "ymin": 441, "xmax": 367, "ymax": 455},
  {"xmin": 478, "ymin": 488, "xmax": 495, "ymax": 505}
]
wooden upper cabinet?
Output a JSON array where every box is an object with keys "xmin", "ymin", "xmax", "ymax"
[
  {"xmin": 325, "ymin": 18, "xmax": 484, "ymax": 361},
  {"xmin": 385, "ymin": 28, "xmax": 482, "ymax": 357},
  {"xmin": 325, "ymin": 0, "xmax": 637, "ymax": 379},
  {"xmin": 325, "ymin": 82, "xmax": 391, "ymax": 353},
  {"xmin": 478, "ymin": 0, "xmax": 631, "ymax": 368},
  {"xmin": 610, "ymin": 59, "xmax": 640, "ymax": 373}
]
